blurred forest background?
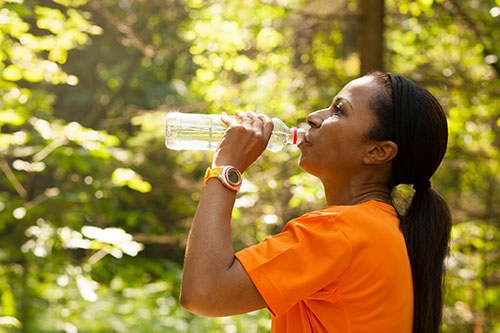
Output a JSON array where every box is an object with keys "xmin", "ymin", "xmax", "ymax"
[{"xmin": 0, "ymin": 0, "xmax": 499, "ymax": 331}]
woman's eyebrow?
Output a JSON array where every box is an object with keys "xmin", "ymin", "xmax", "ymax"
[
  {"xmin": 337, "ymin": 97, "xmax": 353, "ymax": 110},
  {"xmin": 332, "ymin": 96, "xmax": 353, "ymax": 110}
]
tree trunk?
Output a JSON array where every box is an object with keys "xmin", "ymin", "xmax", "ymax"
[{"xmin": 359, "ymin": 0, "xmax": 385, "ymax": 74}]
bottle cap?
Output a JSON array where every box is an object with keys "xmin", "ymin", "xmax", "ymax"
[{"xmin": 293, "ymin": 128, "xmax": 305, "ymax": 145}]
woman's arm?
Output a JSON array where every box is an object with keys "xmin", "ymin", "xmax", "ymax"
[
  {"xmin": 180, "ymin": 111, "xmax": 273, "ymax": 316},
  {"xmin": 180, "ymin": 178, "xmax": 267, "ymax": 316}
]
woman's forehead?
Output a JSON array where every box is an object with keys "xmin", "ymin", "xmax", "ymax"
[
  {"xmin": 335, "ymin": 76, "xmax": 378, "ymax": 106},
  {"xmin": 341, "ymin": 76, "xmax": 377, "ymax": 94}
]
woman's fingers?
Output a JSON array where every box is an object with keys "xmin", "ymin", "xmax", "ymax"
[
  {"xmin": 223, "ymin": 111, "xmax": 267, "ymax": 139},
  {"xmin": 236, "ymin": 111, "xmax": 268, "ymax": 136},
  {"xmin": 258, "ymin": 114, "xmax": 274, "ymax": 140},
  {"xmin": 236, "ymin": 111, "xmax": 261, "ymax": 131},
  {"xmin": 221, "ymin": 112, "xmax": 238, "ymax": 127},
  {"xmin": 239, "ymin": 112, "xmax": 268, "ymax": 149},
  {"xmin": 213, "ymin": 111, "xmax": 273, "ymax": 172}
]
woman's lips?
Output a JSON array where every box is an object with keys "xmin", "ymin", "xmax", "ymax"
[{"xmin": 298, "ymin": 135, "xmax": 311, "ymax": 148}]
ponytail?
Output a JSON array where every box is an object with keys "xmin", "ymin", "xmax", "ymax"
[
  {"xmin": 400, "ymin": 188, "xmax": 452, "ymax": 333},
  {"xmin": 368, "ymin": 71, "xmax": 452, "ymax": 332}
]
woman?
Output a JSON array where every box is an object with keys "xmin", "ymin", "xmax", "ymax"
[{"xmin": 180, "ymin": 72, "xmax": 452, "ymax": 333}]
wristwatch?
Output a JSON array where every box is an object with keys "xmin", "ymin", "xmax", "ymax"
[{"xmin": 204, "ymin": 165, "xmax": 242, "ymax": 191}]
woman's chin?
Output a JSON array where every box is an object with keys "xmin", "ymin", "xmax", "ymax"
[{"xmin": 298, "ymin": 154, "xmax": 310, "ymax": 172}]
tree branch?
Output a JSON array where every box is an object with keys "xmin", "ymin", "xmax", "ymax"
[
  {"xmin": 32, "ymin": 137, "xmax": 68, "ymax": 162},
  {"xmin": 87, "ymin": 0, "xmax": 156, "ymax": 57},
  {"xmin": 0, "ymin": 158, "xmax": 27, "ymax": 199}
]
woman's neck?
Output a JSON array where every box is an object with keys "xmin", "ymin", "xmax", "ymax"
[{"xmin": 323, "ymin": 179, "xmax": 392, "ymax": 207}]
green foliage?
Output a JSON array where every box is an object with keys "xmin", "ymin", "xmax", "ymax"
[{"xmin": 0, "ymin": 0, "xmax": 498, "ymax": 331}]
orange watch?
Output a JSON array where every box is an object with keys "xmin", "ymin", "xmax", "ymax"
[{"xmin": 204, "ymin": 166, "xmax": 242, "ymax": 191}]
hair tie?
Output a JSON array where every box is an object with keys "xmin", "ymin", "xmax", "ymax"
[{"xmin": 413, "ymin": 180, "xmax": 431, "ymax": 191}]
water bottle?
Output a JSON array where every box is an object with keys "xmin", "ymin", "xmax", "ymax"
[{"xmin": 165, "ymin": 112, "xmax": 305, "ymax": 152}]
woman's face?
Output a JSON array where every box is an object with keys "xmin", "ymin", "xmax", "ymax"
[{"xmin": 298, "ymin": 76, "xmax": 381, "ymax": 182}]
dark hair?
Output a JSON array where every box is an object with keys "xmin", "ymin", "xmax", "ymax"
[{"xmin": 367, "ymin": 71, "xmax": 452, "ymax": 333}]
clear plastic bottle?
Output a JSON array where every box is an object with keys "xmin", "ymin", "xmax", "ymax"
[{"xmin": 165, "ymin": 112, "xmax": 305, "ymax": 152}]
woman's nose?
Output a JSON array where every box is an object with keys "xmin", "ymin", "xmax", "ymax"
[{"xmin": 306, "ymin": 109, "xmax": 327, "ymax": 128}]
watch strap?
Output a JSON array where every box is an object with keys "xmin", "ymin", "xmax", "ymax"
[
  {"xmin": 204, "ymin": 167, "xmax": 223, "ymax": 185},
  {"xmin": 204, "ymin": 165, "xmax": 242, "ymax": 191}
]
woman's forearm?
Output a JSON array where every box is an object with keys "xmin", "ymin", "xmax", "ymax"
[{"xmin": 180, "ymin": 178, "xmax": 237, "ymax": 310}]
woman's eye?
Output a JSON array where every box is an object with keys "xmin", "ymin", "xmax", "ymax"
[{"xmin": 333, "ymin": 104, "xmax": 344, "ymax": 115}]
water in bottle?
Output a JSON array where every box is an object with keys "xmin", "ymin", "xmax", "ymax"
[{"xmin": 165, "ymin": 112, "xmax": 305, "ymax": 152}]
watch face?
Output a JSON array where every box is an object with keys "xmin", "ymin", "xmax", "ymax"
[{"xmin": 227, "ymin": 169, "xmax": 241, "ymax": 184}]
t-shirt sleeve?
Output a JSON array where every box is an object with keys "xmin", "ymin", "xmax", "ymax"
[{"xmin": 235, "ymin": 212, "xmax": 352, "ymax": 316}]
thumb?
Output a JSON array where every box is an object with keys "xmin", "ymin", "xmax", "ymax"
[{"xmin": 221, "ymin": 112, "xmax": 238, "ymax": 127}]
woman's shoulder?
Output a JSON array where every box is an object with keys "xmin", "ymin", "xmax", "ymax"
[
  {"xmin": 296, "ymin": 200, "xmax": 396, "ymax": 221},
  {"xmin": 286, "ymin": 200, "xmax": 399, "ymax": 239}
]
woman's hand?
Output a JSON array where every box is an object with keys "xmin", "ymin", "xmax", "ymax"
[{"xmin": 212, "ymin": 110, "xmax": 274, "ymax": 173}]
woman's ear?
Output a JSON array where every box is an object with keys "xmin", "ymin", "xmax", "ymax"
[{"xmin": 363, "ymin": 141, "xmax": 398, "ymax": 165}]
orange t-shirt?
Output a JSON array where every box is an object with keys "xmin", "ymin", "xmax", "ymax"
[{"xmin": 235, "ymin": 200, "xmax": 413, "ymax": 333}]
